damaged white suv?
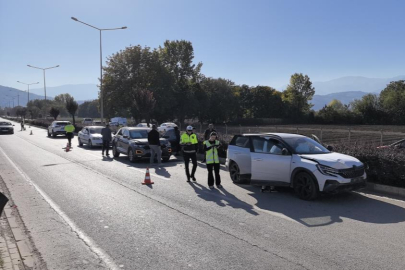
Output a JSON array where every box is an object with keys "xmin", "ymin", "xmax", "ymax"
[{"xmin": 226, "ymin": 133, "xmax": 366, "ymax": 200}]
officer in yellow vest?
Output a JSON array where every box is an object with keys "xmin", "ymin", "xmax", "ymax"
[
  {"xmin": 203, "ymin": 132, "xmax": 222, "ymax": 188},
  {"xmin": 64, "ymin": 123, "xmax": 75, "ymax": 147},
  {"xmin": 180, "ymin": 125, "xmax": 199, "ymax": 182}
]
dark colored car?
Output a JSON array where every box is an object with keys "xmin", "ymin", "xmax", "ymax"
[
  {"xmin": 0, "ymin": 121, "xmax": 14, "ymax": 134},
  {"xmin": 112, "ymin": 127, "xmax": 172, "ymax": 162},
  {"xmin": 377, "ymin": 139, "xmax": 405, "ymax": 150}
]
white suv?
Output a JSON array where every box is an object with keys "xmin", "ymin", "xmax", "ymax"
[
  {"xmin": 48, "ymin": 121, "xmax": 71, "ymax": 137},
  {"xmin": 226, "ymin": 133, "xmax": 366, "ymax": 200}
]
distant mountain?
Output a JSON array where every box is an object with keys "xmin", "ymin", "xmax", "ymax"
[
  {"xmin": 31, "ymin": 84, "xmax": 99, "ymax": 101},
  {"xmin": 0, "ymin": 85, "xmax": 45, "ymax": 107},
  {"xmin": 312, "ymin": 75, "xmax": 405, "ymax": 95},
  {"xmin": 311, "ymin": 91, "xmax": 370, "ymax": 111}
]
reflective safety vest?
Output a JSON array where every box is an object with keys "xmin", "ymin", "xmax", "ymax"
[
  {"xmin": 181, "ymin": 133, "xmax": 198, "ymax": 153},
  {"xmin": 64, "ymin": 124, "xmax": 75, "ymax": 133},
  {"xmin": 204, "ymin": 140, "xmax": 220, "ymax": 164}
]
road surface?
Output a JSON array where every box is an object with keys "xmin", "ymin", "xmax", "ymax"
[{"xmin": 0, "ymin": 118, "xmax": 404, "ymax": 270}]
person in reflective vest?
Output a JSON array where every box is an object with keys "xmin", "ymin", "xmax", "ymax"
[
  {"xmin": 180, "ymin": 125, "xmax": 199, "ymax": 182},
  {"xmin": 203, "ymin": 132, "xmax": 222, "ymax": 188},
  {"xmin": 64, "ymin": 123, "xmax": 75, "ymax": 147}
]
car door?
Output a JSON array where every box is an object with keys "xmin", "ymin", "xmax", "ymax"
[
  {"xmin": 120, "ymin": 129, "xmax": 131, "ymax": 153},
  {"xmin": 229, "ymin": 136, "xmax": 252, "ymax": 175},
  {"xmin": 250, "ymin": 136, "xmax": 292, "ymax": 185},
  {"xmin": 114, "ymin": 129, "xmax": 123, "ymax": 152}
]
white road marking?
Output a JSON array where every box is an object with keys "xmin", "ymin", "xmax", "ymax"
[{"xmin": 0, "ymin": 146, "xmax": 120, "ymax": 270}]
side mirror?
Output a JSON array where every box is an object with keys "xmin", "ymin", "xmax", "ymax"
[
  {"xmin": 327, "ymin": 145, "xmax": 334, "ymax": 151},
  {"xmin": 281, "ymin": 148, "xmax": 290, "ymax": 155}
]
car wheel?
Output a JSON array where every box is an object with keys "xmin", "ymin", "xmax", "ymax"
[
  {"xmin": 163, "ymin": 156, "xmax": 170, "ymax": 162},
  {"xmin": 78, "ymin": 137, "xmax": 83, "ymax": 146},
  {"xmin": 52, "ymin": 130, "xmax": 56, "ymax": 137},
  {"xmin": 88, "ymin": 140, "xmax": 93, "ymax": 148},
  {"xmin": 230, "ymin": 162, "xmax": 246, "ymax": 184},
  {"xmin": 293, "ymin": 172, "xmax": 319, "ymax": 200},
  {"xmin": 47, "ymin": 130, "xmax": 51, "ymax": 137},
  {"xmin": 113, "ymin": 145, "xmax": 120, "ymax": 157},
  {"xmin": 128, "ymin": 148, "xmax": 135, "ymax": 163}
]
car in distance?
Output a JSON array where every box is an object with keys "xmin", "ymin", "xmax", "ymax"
[
  {"xmin": 226, "ymin": 133, "xmax": 366, "ymax": 200},
  {"xmin": 0, "ymin": 121, "xmax": 14, "ymax": 134},
  {"xmin": 78, "ymin": 126, "xmax": 109, "ymax": 148},
  {"xmin": 82, "ymin": 118, "xmax": 93, "ymax": 125},
  {"xmin": 157, "ymin": 122, "xmax": 177, "ymax": 133},
  {"xmin": 136, "ymin": 123, "xmax": 150, "ymax": 127},
  {"xmin": 112, "ymin": 127, "xmax": 172, "ymax": 162},
  {"xmin": 48, "ymin": 121, "xmax": 71, "ymax": 137}
]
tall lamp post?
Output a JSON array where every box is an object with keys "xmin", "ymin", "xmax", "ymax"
[
  {"xmin": 17, "ymin": 81, "xmax": 39, "ymax": 103},
  {"xmin": 27, "ymin": 65, "xmax": 59, "ymax": 101},
  {"xmin": 71, "ymin": 16, "xmax": 127, "ymax": 124}
]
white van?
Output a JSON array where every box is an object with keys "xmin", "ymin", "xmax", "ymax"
[{"xmin": 110, "ymin": 117, "xmax": 127, "ymax": 126}]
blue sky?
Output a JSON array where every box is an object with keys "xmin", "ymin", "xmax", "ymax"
[{"xmin": 1, "ymin": 0, "xmax": 405, "ymax": 93}]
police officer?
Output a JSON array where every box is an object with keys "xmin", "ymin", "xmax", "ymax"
[
  {"xmin": 64, "ymin": 122, "xmax": 75, "ymax": 147},
  {"xmin": 203, "ymin": 132, "xmax": 222, "ymax": 188},
  {"xmin": 180, "ymin": 125, "xmax": 198, "ymax": 182}
]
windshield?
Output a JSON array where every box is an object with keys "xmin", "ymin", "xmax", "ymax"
[
  {"xmin": 129, "ymin": 129, "xmax": 149, "ymax": 139},
  {"xmin": 0, "ymin": 122, "xmax": 11, "ymax": 125},
  {"xmin": 89, "ymin": 128, "xmax": 103, "ymax": 134},
  {"xmin": 284, "ymin": 137, "xmax": 330, "ymax": 154}
]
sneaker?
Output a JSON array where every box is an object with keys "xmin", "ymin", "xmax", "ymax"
[
  {"xmin": 192, "ymin": 176, "xmax": 197, "ymax": 182},
  {"xmin": 106, "ymin": 153, "xmax": 110, "ymax": 156},
  {"xmin": 187, "ymin": 179, "xmax": 191, "ymax": 183},
  {"xmin": 209, "ymin": 185, "xmax": 214, "ymax": 189},
  {"xmin": 216, "ymin": 185, "xmax": 223, "ymax": 188}
]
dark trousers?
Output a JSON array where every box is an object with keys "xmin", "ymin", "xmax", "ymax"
[
  {"xmin": 66, "ymin": 132, "xmax": 73, "ymax": 146},
  {"xmin": 102, "ymin": 140, "xmax": 110, "ymax": 155},
  {"xmin": 207, "ymin": 163, "xmax": 221, "ymax": 186},
  {"xmin": 183, "ymin": 152, "xmax": 197, "ymax": 179},
  {"xmin": 0, "ymin": 192, "xmax": 9, "ymax": 217}
]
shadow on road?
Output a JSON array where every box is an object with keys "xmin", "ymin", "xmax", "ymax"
[
  {"xmin": 153, "ymin": 167, "xmax": 171, "ymax": 178},
  {"xmin": 189, "ymin": 183, "xmax": 258, "ymax": 216},
  {"xmin": 244, "ymin": 186, "xmax": 405, "ymax": 227}
]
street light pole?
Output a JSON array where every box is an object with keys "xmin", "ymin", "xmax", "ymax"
[
  {"xmin": 27, "ymin": 65, "xmax": 60, "ymax": 100},
  {"xmin": 71, "ymin": 16, "xmax": 127, "ymax": 124},
  {"xmin": 17, "ymin": 81, "xmax": 39, "ymax": 103}
]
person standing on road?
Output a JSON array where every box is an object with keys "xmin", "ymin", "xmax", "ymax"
[
  {"xmin": 20, "ymin": 120, "xmax": 25, "ymax": 131},
  {"xmin": 64, "ymin": 123, "xmax": 75, "ymax": 147},
  {"xmin": 148, "ymin": 125, "xmax": 162, "ymax": 166},
  {"xmin": 101, "ymin": 124, "xmax": 112, "ymax": 156},
  {"xmin": 173, "ymin": 126, "xmax": 181, "ymax": 156},
  {"xmin": 180, "ymin": 126, "xmax": 198, "ymax": 182},
  {"xmin": 202, "ymin": 124, "xmax": 216, "ymax": 163},
  {"xmin": 203, "ymin": 132, "xmax": 222, "ymax": 189}
]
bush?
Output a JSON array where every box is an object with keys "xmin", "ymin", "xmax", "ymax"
[{"xmin": 333, "ymin": 143, "xmax": 405, "ymax": 188}]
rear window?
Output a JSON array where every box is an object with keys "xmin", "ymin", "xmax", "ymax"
[
  {"xmin": 230, "ymin": 136, "xmax": 250, "ymax": 148},
  {"xmin": 0, "ymin": 122, "xmax": 11, "ymax": 125},
  {"xmin": 56, "ymin": 122, "xmax": 69, "ymax": 126}
]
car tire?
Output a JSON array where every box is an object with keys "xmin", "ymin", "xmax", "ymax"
[
  {"xmin": 88, "ymin": 140, "xmax": 93, "ymax": 149},
  {"xmin": 47, "ymin": 130, "xmax": 51, "ymax": 137},
  {"xmin": 113, "ymin": 145, "xmax": 120, "ymax": 157},
  {"xmin": 128, "ymin": 148, "xmax": 135, "ymax": 163},
  {"xmin": 229, "ymin": 161, "xmax": 247, "ymax": 184},
  {"xmin": 163, "ymin": 157, "xmax": 170, "ymax": 162},
  {"xmin": 52, "ymin": 130, "xmax": 56, "ymax": 138},
  {"xmin": 293, "ymin": 172, "xmax": 319, "ymax": 201},
  {"xmin": 78, "ymin": 137, "xmax": 83, "ymax": 146}
]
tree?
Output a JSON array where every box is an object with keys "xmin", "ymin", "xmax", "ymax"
[
  {"xmin": 250, "ymin": 86, "xmax": 285, "ymax": 118},
  {"xmin": 351, "ymin": 94, "xmax": 385, "ymax": 124},
  {"xmin": 379, "ymin": 80, "xmax": 405, "ymax": 124},
  {"xmin": 133, "ymin": 89, "xmax": 156, "ymax": 125},
  {"xmin": 282, "ymin": 73, "xmax": 315, "ymax": 120},
  {"xmin": 65, "ymin": 97, "xmax": 79, "ymax": 125},
  {"xmin": 49, "ymin": 107, "xmax": 60, "ymax": 120}
]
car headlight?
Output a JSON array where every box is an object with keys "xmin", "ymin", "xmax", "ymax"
[{"xmin": 317, "ymin": 164, "xmax": 339, "ymax": 177}]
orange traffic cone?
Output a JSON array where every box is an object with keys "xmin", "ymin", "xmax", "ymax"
[
  {"xmin": 65, "ymin": 143, "xmax": 70, "ymax": 152},
  {"xmin": 142, "ymin": 167, "xmax": 154, "ymax": 185}
]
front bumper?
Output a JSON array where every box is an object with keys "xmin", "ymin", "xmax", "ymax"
[
  {"xmin": 0, "ymin": 128, "xmax": 13, "ymax": 133},
  {"xmin": 323, "ymin": 177, "xmax": 367, "ymax": 193},
  {"xmin": 131, "ymin": 146, "xmax": 172, "ymax": 159}
]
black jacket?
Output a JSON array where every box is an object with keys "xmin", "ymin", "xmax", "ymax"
[
  {"xmin": 148, "ymin": 129, "xmax": 160, "ymax": 145},
  {"xmin": 101, "ymin": 127, "xmax": 112, "ymax": 141}
]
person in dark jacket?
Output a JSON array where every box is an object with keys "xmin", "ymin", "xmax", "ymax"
[
  {"xmin": 173, "ymin": 126, "xmax": 181, "ymax": 155},
  {"xmin": 148, "ymin": 125, "xmax": 161, "ymax": 166},
  {"xmin": 101, "ymin": 124, "xmax": 112, "ymax": 156}
]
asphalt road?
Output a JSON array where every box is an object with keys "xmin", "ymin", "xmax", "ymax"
[{"xmin": 1, "ymin": 118, "xmax": 405, "ymax": 270}]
